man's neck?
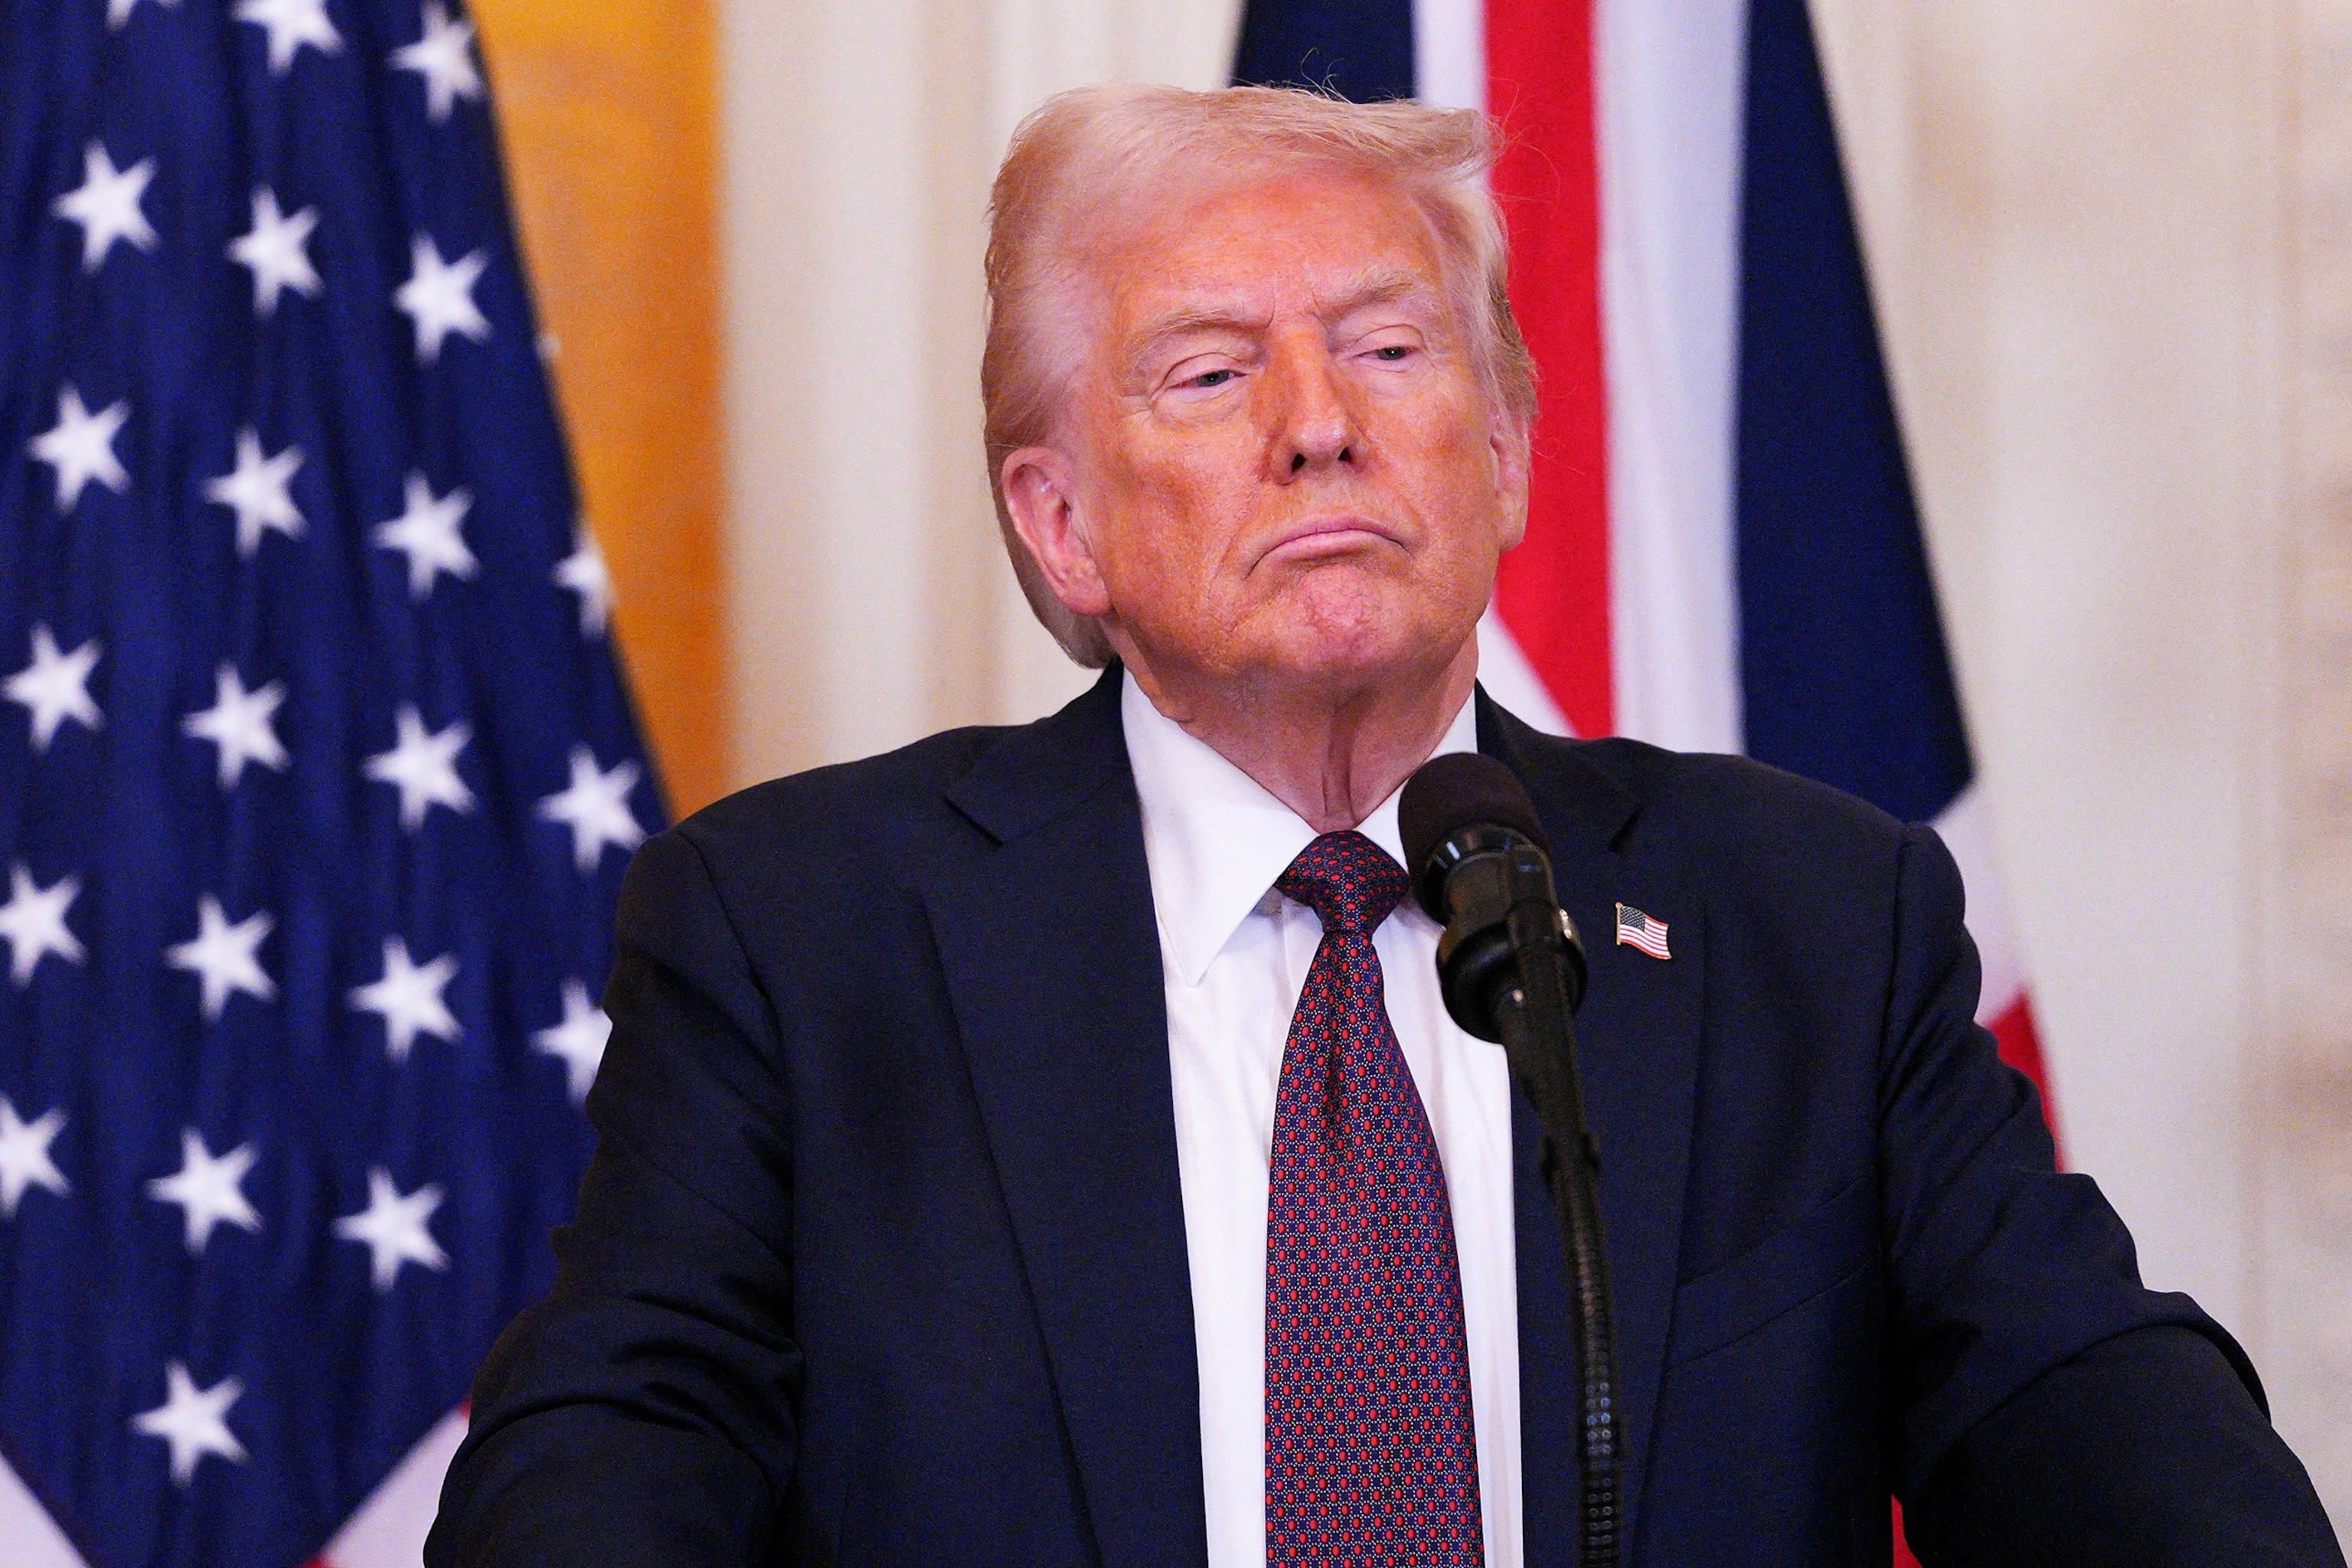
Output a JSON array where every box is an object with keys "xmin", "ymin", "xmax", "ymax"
[{"xmin": 1123, "ymin": 640, "xmax": 1479, "ymax": 835}]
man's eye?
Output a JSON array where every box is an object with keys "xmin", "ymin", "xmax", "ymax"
[
  {"xmin": 1372, "ymin": 345, "xmax": 1413, "ymax": 361},
  {"xmin": 1188, "ymin": 369, "xmax": 1236, "ymax": 388}
]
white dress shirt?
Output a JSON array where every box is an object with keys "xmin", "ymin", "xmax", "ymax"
[{"xmin": 1122, "ymin": 672, "xmax": 1523, "ymax": 1568}]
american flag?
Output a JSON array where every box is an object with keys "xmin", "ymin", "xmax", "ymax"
[
  {"xmin": 0, "ymin": 0, "xmax": 658, "ymax": 1562},
  {"xmin": 1615, "ymin": 902, "xmax": 1671, "ymax": 962}
]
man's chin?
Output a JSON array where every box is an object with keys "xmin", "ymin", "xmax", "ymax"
[{"xmin": 1232, "ymin": 620, "xmax": 1474, "ymax": 704}]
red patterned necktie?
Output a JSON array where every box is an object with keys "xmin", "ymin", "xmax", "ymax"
[{"xmin": 1265, "ymin": 831, "xmax": 1484, "ymax": 1566}]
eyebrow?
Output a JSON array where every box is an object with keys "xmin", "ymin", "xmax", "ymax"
[{"xmin": 1125, "ymin": 264, "xmax": 1444, "ymax": 372}]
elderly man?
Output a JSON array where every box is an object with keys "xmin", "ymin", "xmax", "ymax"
[{"xmin": 429, "ymin": 87, "xmax": 2340, "ymax": 1567}]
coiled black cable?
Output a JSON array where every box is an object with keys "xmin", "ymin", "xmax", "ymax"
[{"xmin": 1494, "ymin": 913, "xmax": 1619, "ymax": 1567}]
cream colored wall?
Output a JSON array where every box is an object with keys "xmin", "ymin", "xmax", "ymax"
[
  {"xmin": 719, "ymin": 0, "xmax": 1243, "ymax": 786},
  {"xmin": 1819, "ymin": 2, "xmax": 2346, "ymax": 1526},
  {"xmin": 1814, "ymin": 0, "xmax": 2282, "ymax": 1344},
  {"xmin": 718, "ymin": 0, "xmax": 2348, "ymax": 1526}
]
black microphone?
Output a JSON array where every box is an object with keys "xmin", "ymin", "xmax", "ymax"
[
  {"xmin": 1400, "ymin": 752, "xmax": 1621, "ymax": 1568},
  {"xmin": 1399, "ymin": 752, "xmax": 1588, "ymax": 1036}
]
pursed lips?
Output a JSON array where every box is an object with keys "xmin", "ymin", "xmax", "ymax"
[{"xmin": 1254, "ymin": 515, "xmax": 1406, "ymax": 568}]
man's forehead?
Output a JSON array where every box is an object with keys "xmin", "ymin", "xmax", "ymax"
[
  {"xmin": 1125, "ymin": 260, "xmax": 1444, "ymax": 341},
  {"xmin": 1104, "ymin": 165, "xmax": 1436, "ymax": 283}
]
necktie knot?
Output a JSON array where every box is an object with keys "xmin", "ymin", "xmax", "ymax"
[{"xmin": 1276, "ymin": 830, "xmax": 1410, "ymax": 936}]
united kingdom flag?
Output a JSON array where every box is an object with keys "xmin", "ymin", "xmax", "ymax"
[
  {"xmin": 1236, "ymin": 2, "xmax": 2058, "ymax": 1560},
  {"xmin": 0, "ymin": 0, "xmax": 658, "ymax": 1562}
]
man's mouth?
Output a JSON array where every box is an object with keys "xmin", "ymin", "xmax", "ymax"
[{"xmin": 1259, "ymin": 515, "xmax": 1404, "ymax": 565}]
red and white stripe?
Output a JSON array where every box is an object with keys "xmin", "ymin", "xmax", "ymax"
[
  {"xmin": 1425, "ymin": 0, "xmax": 2046, "ymax": 1071},
  {"xmin": 309, "ymin": 1408, "xmax": 470, "ymax": 1568},
  {"xmin": 1615, "ymin": 903, "xmax": 1673, "ymax": 961},
  {"xmin": 0, "ymin": 1407, "xmax": 465, "ymax": 1566},
  {"xmin": 1429, "ymin": 6, "xmax": 2044, "ymax": 1557}
]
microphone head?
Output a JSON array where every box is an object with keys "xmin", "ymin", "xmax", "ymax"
[{"xmin": 1399, "ymin": 753, "xmax": 1551, "ymax": 920}]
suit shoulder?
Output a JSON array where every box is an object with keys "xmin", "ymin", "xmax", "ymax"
[
  {"xmin": 1536, "ymin": 739, "xmax": 1967, "ymax": 1016},
  {"xmin": 1534, "ymin": 732, "xmax": 1920, "ymax": 891},
  {"xmin": 665, "ymin": 723, "xmax": 1016, "ymax": 868},
  {"xmin": 1605, "ymin": 738, "xmax": 1903, "ymax": 836}
]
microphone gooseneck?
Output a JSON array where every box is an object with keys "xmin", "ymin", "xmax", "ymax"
[{"xmin": 1401, "ymin": 753, "xmax": 1620, "ymax": 1568}]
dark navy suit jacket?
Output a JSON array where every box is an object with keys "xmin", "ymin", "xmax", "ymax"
[{"xmin": 428, "ymin": 669, "xmax": 2342, "ymax": 1566}]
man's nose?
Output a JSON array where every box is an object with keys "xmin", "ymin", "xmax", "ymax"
[{"xmin": 1268, "ymin": 344, "xmax": 1361, "ymax": 480}]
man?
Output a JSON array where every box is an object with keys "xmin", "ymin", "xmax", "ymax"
[{"xmin": 429, "ymin": 86, "xmax": 2342, "ymax": 1566}]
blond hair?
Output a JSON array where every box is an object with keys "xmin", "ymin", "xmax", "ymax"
[{"xmin": 982, "ymin": 83, "xmax": 1536, "ymax": 667}]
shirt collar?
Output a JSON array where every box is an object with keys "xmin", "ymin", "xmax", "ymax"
[{"xmin": 1121, "ymin": 668, "xmax": 1478, "ymax": 987}]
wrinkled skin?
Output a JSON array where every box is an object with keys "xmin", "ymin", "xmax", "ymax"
[{"xmin": 1001, "ymin": 168, "xmax": 1530, "ymax": 829}]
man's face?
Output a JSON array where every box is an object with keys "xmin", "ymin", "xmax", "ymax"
[{"xmin": 1014, "ymin": 168, "xmax": 1528, "ymax": 703}]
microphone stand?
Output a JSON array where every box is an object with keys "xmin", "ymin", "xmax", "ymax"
[
  {"xmin": 1492, "ymin": 901, "xmax": 1620, "ymax": 1568},
  {"xmin": 1405, "ymin": 759, "xmax": 1622, "ymax": 1567}
]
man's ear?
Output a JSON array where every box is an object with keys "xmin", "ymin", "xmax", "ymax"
[
  {"xmin": 1489, "ymin": 412, "xmax": 1532, "ymax": 553},
  {"xmin": 1002, "ymin": 446, "xmax": 1114, "ymax": 619}
]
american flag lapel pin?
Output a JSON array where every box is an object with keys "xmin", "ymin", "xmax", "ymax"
[{"xmin": 1615, "ymin": 903, "xmax": 1671, "ymax": 960}]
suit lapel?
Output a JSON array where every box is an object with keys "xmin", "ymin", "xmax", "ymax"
[
  {"xmin": 922, "ymin": 668, "xmax": 1208, "ymax": 1568},
  {"xmin": 1480, "ymin": 694, "xmax": 1704, "ymax": 1564},
  {"xmin": 916, "ymin": 674, "xmax": 1702, "ymax": 1567}
]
